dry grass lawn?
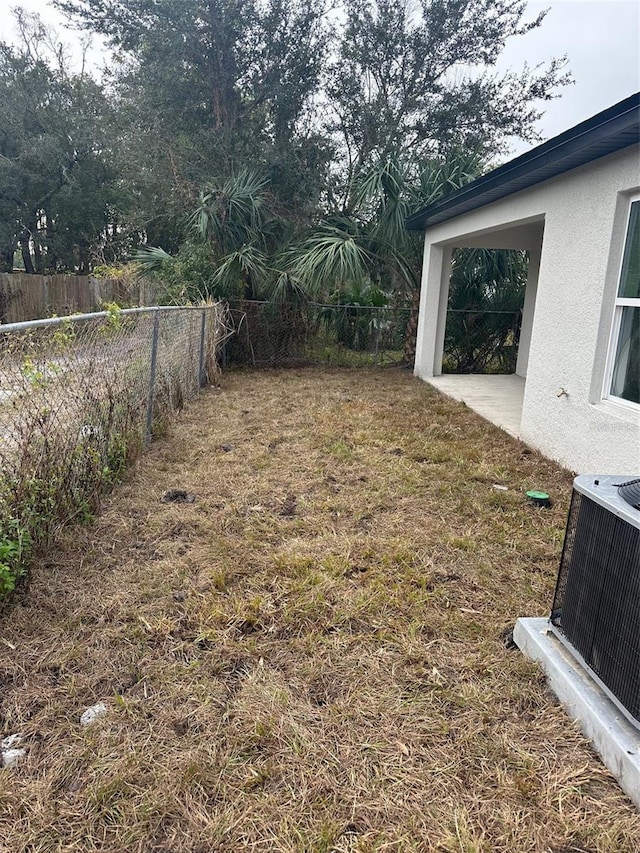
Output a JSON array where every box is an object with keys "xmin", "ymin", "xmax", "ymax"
[{"xmin": 1, "ymin": 368, "xmax": 638, "ymax": 853}]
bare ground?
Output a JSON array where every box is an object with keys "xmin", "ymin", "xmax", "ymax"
[{"xmin": 0, "ymin": 368, "xmax": 638, "ymax": 853}]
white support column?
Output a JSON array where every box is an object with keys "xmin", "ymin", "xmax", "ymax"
[
  {"xmin": 516, "ymin": 243, "xmax": 541, "ymax": 378},
  {"xmin": 433, "ymin": 246, "xmax": 453, "ymax": 377},
  {"xmin": 414, "ymin": 241, "xmax": 452, "ymax": 378}
]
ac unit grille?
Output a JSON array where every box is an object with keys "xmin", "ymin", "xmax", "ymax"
[{"xmin": 551, "ymin": 488, "xmax": 640, "ymax": 725}]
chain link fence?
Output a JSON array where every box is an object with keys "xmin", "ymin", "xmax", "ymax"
[
  {"xmin": 225, "ymin": 300, "xmax": 411, "ymax": 368},
  {"xmin": 224, "ymin": 300, "xmax": 522, "ymax": 374},
  {"xmin": 443, "ymin": 309, "xmax": 522, "ymax": 374},
  {"xmin": 0, "ymin": 304, "xmax": 229, "ymax": 597}
]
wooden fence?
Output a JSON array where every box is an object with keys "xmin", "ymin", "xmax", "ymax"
[{"xmin": 0, "ymin": 273, "xmax": 155, "ymax": 323}]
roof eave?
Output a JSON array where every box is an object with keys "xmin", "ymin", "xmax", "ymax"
[{"xmin": 406, "ymin": 93, "xmax": 640, "ymax": 232}]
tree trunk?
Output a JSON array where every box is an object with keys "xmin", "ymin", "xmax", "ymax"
[
  {"xmin": 402, "ymin": 286, "xmax": 421, "ymax": 367},
  {"xmin": 78, "ymin": 246, "xmax": 89, "ymax": 275},
  {"xmin": 33, "ymin": 239, "xmax": 45, "ymax": 274},
  {"xmin": 19, "ymin": 229, "xmax": 35, "ymax": 274}
]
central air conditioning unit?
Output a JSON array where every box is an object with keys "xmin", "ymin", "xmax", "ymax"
[{"xmin": 550, "ymin": 474, "xmax": 640, "ymax": 730}]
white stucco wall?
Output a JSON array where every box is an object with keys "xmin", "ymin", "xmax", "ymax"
[{"xmin": 414, "ymin": 146, "xmax": 640, "ymax": 474}]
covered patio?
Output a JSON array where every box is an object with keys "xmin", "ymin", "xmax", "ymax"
[
  {"xmin": 428, "ymin": 373, "xmax": 525, "ymax": 437},
  {"xmin": 413, "ymin": 216, "xmax": 541, "ymax": 443},
  {"xmin": 407, "ymin": 95, "xmax": 640, "ymax": 474}
]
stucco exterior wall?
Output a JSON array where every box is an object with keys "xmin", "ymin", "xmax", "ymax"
[{"xmin": 414, "ymin": 146, "xmax": 640, "ymax": 474}]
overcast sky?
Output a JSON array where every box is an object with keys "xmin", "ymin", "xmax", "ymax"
[
  {"xmin": 499, "ymin": 0, "xmax": 639, "ymax": 153},
  {"xmin": 1, "ymin": 0, "xmax": 639, "ymax": 157}
]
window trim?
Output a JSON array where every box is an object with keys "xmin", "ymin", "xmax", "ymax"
[{"xmin": 603, "ymin": 194, "xmax": 640, "ymax": 409}]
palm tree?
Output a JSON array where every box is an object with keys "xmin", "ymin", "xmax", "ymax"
[
  {"xmin": 444, "ymin": 248, "xmax": 528, "ymax": 373},
  {"xmin": 189, "ymin": 170, "xmax": 275, "ymax": 299},
  {"xmin": 134, "ymin": 171, "xmax": 280, "ymax": 302},
  {"xmin": 283, "ymin": 150, "xmax": 483, "ymax": 361}
]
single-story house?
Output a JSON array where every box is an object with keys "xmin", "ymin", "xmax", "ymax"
[{"xmin": 407, "ymin": 93, "xmax": 640, "ymax": 474}]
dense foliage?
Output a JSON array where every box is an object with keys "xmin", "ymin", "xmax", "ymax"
[
  {"xmin": 2, "ymin": 0, "xmax": 569, "ymax": 357},
  {"xmin": 0, "ymin": 11, "xmax": 123, "ymax": 272}
]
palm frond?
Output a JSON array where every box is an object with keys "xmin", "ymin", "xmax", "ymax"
[
  {"xmin": 211, "ymin": 244, "xmax": 270, "ymax": 299},
  {"xmin": 287, "ymin": 224, "xmax": 373, "ymax": 297},
  {"xmin": 131, "ymin": 245, "xmax": 174, "ymax": 270},
  {"xmin": 356, "ymin": 156, "xmax": 404, "ymax": 210},
  {"xmin": 450, "ymin": 248, "xmax": 527, "ymax": 311},
  {"xmin": 266, "ymin": 271, "xmax": 308, "ymax": 307},
  {"xmin": 190, "ymin": 171, "xmax": 271, "ymax": 254}
]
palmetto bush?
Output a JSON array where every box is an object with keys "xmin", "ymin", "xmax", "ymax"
[
  {"xmin": 443, "ymin": 248, "xmax": 527, "ymax": 373},
  {"xmin": 322, "ymin": 280, "xmax": 389, "ymax": 351}
]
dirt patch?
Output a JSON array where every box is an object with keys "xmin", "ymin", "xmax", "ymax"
[{"xmin": 0, "ymin": 368, "xmax": 637, "ymax": 852}]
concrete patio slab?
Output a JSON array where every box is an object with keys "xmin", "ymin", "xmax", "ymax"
[
  {"xmin": 514, "ymin": 617, "xmax": 640, "ymax": 810},
  {"xmin": 427, "ymin": 374, "xmax": 525, "ymax": 437}
]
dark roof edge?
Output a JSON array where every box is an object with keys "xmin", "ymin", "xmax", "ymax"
[{"xmin": 406, "ymin": 92, "xmax": 640, "ymax": 231}]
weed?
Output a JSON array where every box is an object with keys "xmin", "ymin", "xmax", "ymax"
[
  {"xmin": 52, "ymin": 317, "xmax": 76, "ymax": 351},
  {"xmin": 327, "ymin": 438, "xmax": 353, "ymax": 458},
  {"xmin": 21, "ymin": 356, "xmax": 55, "ymax": 389},
  {"xmin": 0, "ymin": 519, "xmax": 31, "ymax": 595},
  {"xmin": 100, "ymin": 301, "xmax": 123, "ymax": 334}
]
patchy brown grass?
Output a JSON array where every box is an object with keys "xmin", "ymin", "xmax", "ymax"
[{"xmin": 0, "ymin": 367, "xmax": 638, "ymax": 853}]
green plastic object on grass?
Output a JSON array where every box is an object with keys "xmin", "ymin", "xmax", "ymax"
[{"xmin": 526, "ymin": 489, "xmax": 551, "ymax": 508}]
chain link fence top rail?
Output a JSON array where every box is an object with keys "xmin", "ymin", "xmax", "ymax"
[
  {"xmin": 225, "ymin": 300, "xmax": 412, "ymax": 368},
  {"xmin": 0, "ymin": 303, "xmax": 230, "ymax": 597}
]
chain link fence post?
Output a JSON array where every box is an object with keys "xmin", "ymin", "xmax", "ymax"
[
  {"xmin": 145, "ymin": 308, "xmax": 161, "ymax": 446},
  {"xmin": 198, "ymin": 308, "xmax": 207, "ymax": 387}
]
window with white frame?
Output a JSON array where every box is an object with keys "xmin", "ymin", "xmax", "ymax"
[{"xmin": 606, "ymin": 196, "xmax": 640, "ymax": 406}]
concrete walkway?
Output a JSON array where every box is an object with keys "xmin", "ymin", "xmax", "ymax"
[{"xmin": 427, "ymin": 374, "xmax": 525, "ymax": 437}]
